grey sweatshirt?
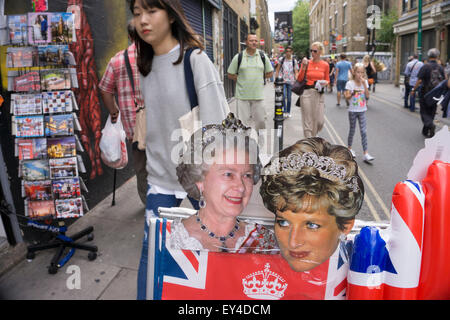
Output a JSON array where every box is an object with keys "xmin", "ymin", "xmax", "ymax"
[{"xmin": 140, "ymin": 47, "xmax": 229, "ymax": 192}]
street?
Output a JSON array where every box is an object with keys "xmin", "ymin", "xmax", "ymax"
[{"xmin": 255, "ymin": 82, "xmax": 448, "ymax": 223}]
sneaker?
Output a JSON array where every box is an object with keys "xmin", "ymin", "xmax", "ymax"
[
  {"xmin": 349, "ymin": 149, "xmax": 356, "ymax": 157},
  {"xmin": 363, "ymin": 153, "xmax": 375, "ymax": 162},
  {"xmin": 287, "ymin": 114, "xmax": 292, "ymax": 118}
]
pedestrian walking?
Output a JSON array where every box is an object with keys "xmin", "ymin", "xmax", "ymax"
[
  {"xmin": 334, "ymin": 53, "xmax": 352, "ymax": 107},
  {"xmin": 269, "ymin": 57, "xmax": 275, "ymax": 82},
  {"xmin": 227, "ymin": 33, "xmax": 273, "ymax": 131},
  {"xmin": 130, "ymin": 0, "xmax": 229, "ymax": 300},
  {"xmin": 411, "ymin": 48, "xmax": 445, "ymax": 138},
  {"xmin": 297, "ymin": 42, "xmax": 329, "ymax": 138},
  {"xmin": 99, "ymin": 22, "xmax": 148, "ymax": 205},
  {"xmin": 363, "ymin": 55, "xmax": 377, "ymax": 93},
  {"xmin": 328, "ymin": 57, "xmax": 336, "ymax": 93},
  {"xmin": 403, "ymin": 54, "xmax": 423, "ymax": 112},
  {"xmin": 344, "ymin": 63, "xmax": 375, "ymax": 163},
  {"xmin": 274, "ymin": 46, "xmax": 299, "ymax": 118}
]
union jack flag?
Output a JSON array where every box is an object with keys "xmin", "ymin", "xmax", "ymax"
[
  {"xmin": 347, "ymin": 180, "xmax": 425, "ymax": 299},
  {"xmin": 147, "ymin": 217, "xmax": 350, "ymax": 300}
]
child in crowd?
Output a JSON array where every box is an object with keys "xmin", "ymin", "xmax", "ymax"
[{"xmin": 344, "ymin": 63, "xmax": 375, "ymax": 163}]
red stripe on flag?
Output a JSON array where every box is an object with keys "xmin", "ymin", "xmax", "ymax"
[
  {"xmin": 392, "ymin": 182, "xmax": 424, "ymax": 250},
  {"xmin": 334, "ymin": 278, "xmax": 347, "ymax": 297},
  {"xmin": 183, "ymin": 249, "xmax": 199, "ymax": 273}
]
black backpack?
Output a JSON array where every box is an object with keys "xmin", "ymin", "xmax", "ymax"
[
  {"xmin": 425, "ymin": 64, "xmax": 444, "ymax": 93},
  {"xmin": 237, "ymin": 50, "xmax": 267, "ymax": 83}
]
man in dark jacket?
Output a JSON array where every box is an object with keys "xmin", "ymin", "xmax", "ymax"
[{"xmin": 411, "ymin": 48, "xmax": 445, "ymax": 138}]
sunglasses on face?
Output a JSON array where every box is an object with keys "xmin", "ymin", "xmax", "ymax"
[{"xmin": 310, "ymin": 49, "xmax": 318, "ymax": 53}]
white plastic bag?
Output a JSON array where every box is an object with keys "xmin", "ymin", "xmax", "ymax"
[{"xmin": 99, "ymin": 114, "xmax": 128, "ymax": 169}]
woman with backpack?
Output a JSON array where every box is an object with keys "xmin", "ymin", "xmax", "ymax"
[{"xmin": 130, "ymin": 0, "xmax": 229, "ymax": 300}]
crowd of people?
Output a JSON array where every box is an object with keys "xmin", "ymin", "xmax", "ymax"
[{"xmin": 96, "ymin": 0, "xmax": 449, "ymax": 300}]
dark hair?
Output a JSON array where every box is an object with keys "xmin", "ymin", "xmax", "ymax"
[
  {"xmin": 128, "ymin": 0, "xmax": 204, "ymax": 76},
  {"xmin": 340, "ymin": 53, "xmax": 346, "ymax": 59},
  {"xmin": 246, "ymin": 32, "xmax": 257, "ymax": 41},
  {"xmin": 285, "ymin": 46, "xmax": 293, "ymax": 51},
  {"xmin": 127, "ymin": 20, "xmax": 136, "ymax": 39}
]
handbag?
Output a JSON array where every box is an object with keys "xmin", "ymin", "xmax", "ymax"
[
  {"xmin": 178, "ymin": 47, "xmax": 201, "ymax": 142},
  {"xmin": 124, "ymin": 48, "xmax": 146, "ymax": 151},
  {"xmin": 291, "ymin": 62, "xmax": 308, "ymax": 96}
]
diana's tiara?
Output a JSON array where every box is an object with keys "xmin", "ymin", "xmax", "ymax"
[{"xmin": 262, "ymin": 152, "xmax": 360, "ymax": 192}]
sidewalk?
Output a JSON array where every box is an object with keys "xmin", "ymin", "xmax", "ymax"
[{"xmin": 0, "ymin": 82, "xmax": 447, "ymax": 299}]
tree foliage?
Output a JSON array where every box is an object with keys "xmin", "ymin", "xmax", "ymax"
[
  {"xmin": 376, "ymin": 8, "xmax": 398, "ymax": 51},
  {"xmin": 292, "ymin": 0, "xmax": 310, "ymax": 59}
]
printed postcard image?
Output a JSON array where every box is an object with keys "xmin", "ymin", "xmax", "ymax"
[
  {"xmin": 49, "ymin": 156, "xmax": 78, "ymax": 179},
  {"xmin": 47, "ymin": 136, "xmax": 76, "ymax": 158}
]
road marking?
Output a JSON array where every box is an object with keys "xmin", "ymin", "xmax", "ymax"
[
  {"xmin": 323, "ymin": 123, "xmax": 382, "ymax": 222},
  {"xmin": 323, "ymin": 117, "xmax": 390, "ymax": 221}
]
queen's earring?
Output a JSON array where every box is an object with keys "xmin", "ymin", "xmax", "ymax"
[{"xmin": 199, "ymin": 190, "xmax": 206, "ymax": 209}]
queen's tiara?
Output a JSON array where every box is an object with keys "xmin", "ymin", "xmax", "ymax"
[{"xmin": 262, "ymin": 152, "xmax": 360, "ymax": 192}]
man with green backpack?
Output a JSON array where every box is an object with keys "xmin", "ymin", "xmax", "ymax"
[{"xmin": 227, "ymin": 33, "xmax": 273, "ymax": 131}]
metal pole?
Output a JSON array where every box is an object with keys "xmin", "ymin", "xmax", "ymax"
[
  {"xmin": 417, "ymin": 0, "xmax": 423, "ymax": 60},
  {"xmin": 274, "ymin": 77, "xmax": 284, "ymax": 152},
  {"xmin": 111, "ymin": 169, "xmax": 117, "ymax": 206}
]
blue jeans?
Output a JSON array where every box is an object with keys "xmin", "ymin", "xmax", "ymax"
[
  {"xmin": 409, "ymin": 90, "xmax": 417, "ymax": 112},
  {"xmin": 283, "ymin": 83, "xmax": 292, "ymax": 114},
  {"xmin": 136, "ymin": 184, "xmax": 199, "ymax": 300}
]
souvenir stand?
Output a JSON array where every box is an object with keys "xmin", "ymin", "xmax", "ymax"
[{"xmin": 3, "ymin": 6, "xmax": 97, "ymax": 274}]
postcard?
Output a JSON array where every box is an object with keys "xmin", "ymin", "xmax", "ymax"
[
  {"xmin": 22, "ymin": 159, "xmax": 50, "ymax": 180},
  {"xmin": 47, "ymin": 136, "xmax": 76, "ymax": 158},
  {"xmin": 49, "ymin": 156, "xmax": 78, "ymax": 179},
  {"xmin": 25, "ymin": 199, "xmax": 56, "ymax": 220},
  {"xmin": 44, "ymin": 114, "xmax": 74, "ymax": 136},
  {"xmin": 50, "ymin": 12, "xmax": 75, "ymax": 44},
  {"xmin": 12, "ymin": 93, "xmax": 42, "ymax": 116},
  {"xmin": 28, "ymin": 12, "xmax": 51, "ymax": 44},
  {"xmin": 17, "ymin": 138, "xmax": 47, "ymax": 160},
  {"xmin": 24, "ymin": 180, "xmax": 52, "ymax": 200},
  {"xmin": 42, "ymin": 90, "xmax": 73, "ymax": 113},
  {"xmin": 38, "ymin": 45, "xmax": 67, "ymax": 65},
  {"xmin": 8, "ymin": 15, "xmax": 28, "ymax": 45},
  {"xmin": 52, "ymin": 177, "xmax": 81, "ymax": 199},
  {"xmin": 40, "ymin": 68, "xmax": 71, "ymax": 91},
  {"xmin": 55, "ymin": 197, "xmax": 83, "ymax": 218},
  {"xmin": 6, "ymin": 47, "xmax": 37, "ymax": 68},
  {"xmin": 14, "ymin": 71, "xmax": 41, "ymax": 92},
  {"xmin": 15, "ymin": 115, "xmax": 44, "ymax": 138}
]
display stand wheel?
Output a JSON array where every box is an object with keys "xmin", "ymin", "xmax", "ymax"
[
  {"xmin": 48, "ymin": 264, "xmax": 58, "ymax": 275},
  {"xmin": 88, "ymin": 251, "xmax": 97, "ymax": 261},
  {"xmin": 26, "ymin": 251, "xmax": 35, "ymax": 261}
]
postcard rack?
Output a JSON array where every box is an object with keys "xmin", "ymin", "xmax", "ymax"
[{"xmin": 3, "ymin": 10, "xmax": 98, "ymax": 274}]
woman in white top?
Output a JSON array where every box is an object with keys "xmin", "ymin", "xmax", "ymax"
[{"xmin": 130, "ymin": 0, "xmax": 229, "ymax": 300}]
